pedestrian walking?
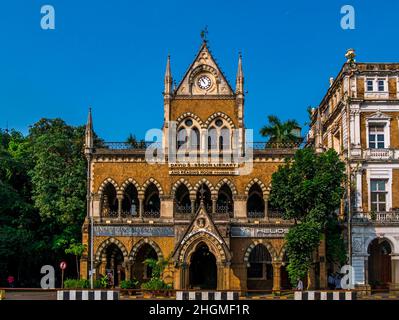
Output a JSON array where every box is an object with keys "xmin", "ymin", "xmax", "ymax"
[
  {"xmin": 328, "ymin": 273, "xmax": 335, "ymax": 290},
  {"xmin": 296, "ymin": 278, "xmax": 303, "ymax": 291}
]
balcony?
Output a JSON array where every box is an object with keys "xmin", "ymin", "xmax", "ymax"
[
  {"xmin": 353, "ymin": 211, "xmax": 399, "ymax": 223},
  {"xmin": 363, "ymin": 148, "xmax": 397, "ymax": 160}
]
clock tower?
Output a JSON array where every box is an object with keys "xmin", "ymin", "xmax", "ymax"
[{"xmin": 162, "ymin": 40, "xmax": 245, "ymax": 155}]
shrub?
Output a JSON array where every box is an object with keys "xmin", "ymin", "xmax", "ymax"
[
  {"xmin": 141, "ymin": 277, "xmax": 171, "ymax": 291},
  {"xmin": 120, "ymin": 279, "xmax": 139, "ymax": 289},
  {"xmin": 63, "ymin": 279, "xmax": 89, "ymax": 289}
]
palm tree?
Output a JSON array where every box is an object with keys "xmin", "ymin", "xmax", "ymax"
[
  {"xmin": 260, "ymin": 115, "xmax": 302, "ymax": 146},
  {"xmin": 126, "ymin": 133, "xmax": 146, "ymax": 148}
]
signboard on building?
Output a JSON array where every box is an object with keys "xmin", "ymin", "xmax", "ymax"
[
  {"xmin": 94, "ymin": 226, "xmax": 174, "ymax": 237},
  {"xmin": 231, "ymin": 226, "xmax": 289, "ymax": 238}
]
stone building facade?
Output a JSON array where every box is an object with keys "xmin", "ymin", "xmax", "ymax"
[
  {"xmin": 307, "ymin": 49, "xmax": 399, "ymax": 290},
  {"xmin": 80, "ymin": 41, "xmax": 325, "ymax": 291}
]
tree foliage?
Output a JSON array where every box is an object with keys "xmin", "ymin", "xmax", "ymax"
[
  {"xmin": 269, "ymin": 148, "xmax": 346, "ymax": 285},
  {"xmin": 260, "ymin": 115, "xmax": 302, "ymax": 144},
  {"xmin": 0, "ymin": 119, "xmax": 88, "ymax": 286}
]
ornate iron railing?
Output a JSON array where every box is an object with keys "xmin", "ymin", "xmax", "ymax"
[
  {"xmin": 99, "ymin": 141, "xmax": 302, "ymax": 151},
  {"xmin": 142, "ymin": 211, "xmax": 160, "ymax": 218},
  {"xmin": 247, "ymin": 211, "xmax": 265, "ymax": 218},
  {"xmin": 175, "ymin": 205, "xmax": 192, "ymax": 214},
  {"xmin": 121, "ymin": 211, "xmax": 139, "ymax": 218},
  {"xmin": 353, "ymin": 211, "xmax": 399, "ymax": 222}
]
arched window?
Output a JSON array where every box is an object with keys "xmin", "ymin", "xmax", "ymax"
[
  {"xmin": 208, "ymin": 127, "xmax": 217, "ymax": 151},
  {"xmin": 190, "ymin": 127, "xmax": 200, "ymax": 151},
  {"xmin": 177, "ymin": 117, "xmax": 202, "ymax": 152},
  {"xmin": 175, "ymin": 184, "xmax": 191, "ymax": 214},
  {"xmin": 247, "ymin": 244, "xmax": 273, "ymax": 280},
  {"xmin": 216, "ymin": 184, "xmax": 233, "ymax": 215},
  {"xmin": 102, "ymin": 183, "xmax": 118, "ymax": 217},
  {"xmin": 207, "ymin": 118, "xmax": 231, "ymax": 152},
  {"xmin": 220, "ymin": 127, "xmax": 230, "ymax": 151},
  {"xmin": 144, "ymin": 183, "xmax": 160, "ymax": 218},
  {"xmin": 177, "ymin": 128, "xmax": 188, "ymax": 150},
  {"xmin": 195, "ymin": 184, "xmax": 212, "ymax": 213},
  {"xmin": 247, "ymin": 184, "xmax": 265, "ymax": 218},
  {"xmin": 122, "ymin": 183, "xmax": 139, "ymax": 217}
]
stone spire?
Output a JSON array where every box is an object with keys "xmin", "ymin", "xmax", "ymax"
[
  {"xmin": 164, "ymin": 54, "xmax": 173, "ymax": 96},
  {"xmin": 85, "ymin": 107, "xmax": 93, "ymax": 154},
  {"xmin": 235, "ymin": 52, "xmax": 244, "ymax": 94}
]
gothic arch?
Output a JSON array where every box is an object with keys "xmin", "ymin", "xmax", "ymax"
[
  {"xmin": 264, "ymin": 182, "xmax": 272, "ymax": 197},
  {"xmin": 204, "ymin": 112, "xmax": 235, "ymax": 129},
  {"xmin": 364, "ymin": 235, "xmax": 397, "ymax": 255},
  {"xmin": 177, "ymin": 231, "xmax": 230, "ymax": 264},
  {"xmin": 176, "ymin": 112, "xmax": 204, "ymax": 127},
  {"xmin": 215, "ymin": 178, "xmax": 237, "ymax": 195},
  {"xmin": 142, "ymin": 178, "xmax": 164, "ymax": 195},
  {"xmin": 189, "ymin": 64, "xmax": 219, "ymax": 84},
  {"xmin": 129, "ymin": 238, "xmax": 164, "ymax": 262},
  {"xmin": 193, "ymin": 178, "xmax": 215, "ymax": 195},
  {"xmin": 243, "ymin": 240, "xmax": 278, "ymax": 266},
  {"xmin": 245, "ymin": 178, "xmax": 268, "ymax": 197},
  {"xmin": 98, "ymin": 178, "xmax": 120, "ymax": 194},
  {"xmin": 171, "ymin": 178, "xmax": 193, "ymax": 197},
  {"xmin": 120, "ymin": 178, "xmax": 141, "ymax": 192},
  {"xmin": 94, "ymin": 237, "xmax": 128, "ymax": 264},
  {"xmin": 277, "ymin": 245, "xmax": 287, "ymax": 262}
]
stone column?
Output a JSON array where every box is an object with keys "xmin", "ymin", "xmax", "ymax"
[
  {"xmin": 99, "ymin": 257, "xmax": 107, "ymax": 278},
  {"xmin": 264, "ymin": 197, "xmax": 269, "ymax": 220},
  {"xmin": 124, "ymin": 260, "xmax": 131, "ymax": 281},
  {"xmin": 217, "ymin": 262, "xmax": 225, "ymax": 290},
  {"xmin": 80, "ymin": 256, "xmax": 88, "ymax": 280},
  {"xmin": 117, "ymin": 191, "xmax": 124, "ymax": 220},
  {"xmin": 92, "ymin": 193, "xmax": 101, "ymax": 218},
  {"xmin": 272, "ymin": 262, "xmax": 282, "ymax": 293},
  {"xmin": 233, "ymin": 195, "xmax": 247, "ymax": 220},
  {"xmin": 160, "ymin": 195, "xmax": 173, "ymax": 219},
  {"xmin": 390, "ymin": 255, "xmax": 399, "ymax": 290},
  {"xmin": 190, "ymin": 198, "xmax": 196, "ymax": 215},
  {"xmin": 138, "ymin": 194, "xmax": 144, "ymax": 218},
  {"xmin": 181, "ymin": 263, "xmax": 190, "ymax": 290},
  {"xmin": 212, "ymin": 195, "xmax": 217, "ymax": 214}
]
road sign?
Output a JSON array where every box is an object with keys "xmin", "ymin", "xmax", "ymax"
[
  {"xmin": 60, "ymin": 261, "xmax": 67, "ymax": 270},
  {"xmin": 60, "ymin": 261, "xmax": 67, "ymax": 288}
]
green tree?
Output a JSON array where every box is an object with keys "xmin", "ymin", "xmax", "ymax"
[
  {"xmin": 61, "ymin": 239, "xmax": 87, "ymax": 278},
  {"xmin": 260, "ymin": 115, "xmax": 302, "ymax": 145},
  {"xmin": 27, "ymin": 119, "xmax": 87, "ymax": 254},
  {"xmin": 269, "ymin": 148, "xmax": 346, "ymax": 285}
]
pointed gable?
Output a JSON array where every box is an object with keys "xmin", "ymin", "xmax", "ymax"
[
  {"xmin": 175, "ymin": 42, "xmax": 234, "ymax": 96},
  {"xmin": 172, "ymin": 201, "xmax": 231, "ymax": 263}
]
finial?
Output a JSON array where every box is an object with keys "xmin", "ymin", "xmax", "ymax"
[
  {"xmin": 200, "ymin": 25, "xmax": 209, "ymax": 43},
  {"xmin": 345, "ymin": 48, "xmax": 356, "ymax": 65}
]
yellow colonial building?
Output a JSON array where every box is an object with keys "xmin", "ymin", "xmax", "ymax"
[
  {"xmin": 307, "ymin": 49, "xmax": 399, "ymax": 290},
  {"xmin": 80, "ymin": 40, "xmax": 320, "ymax": 291}
]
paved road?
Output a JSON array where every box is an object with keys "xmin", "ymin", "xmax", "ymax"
[{"xmin": 4, "ymin": 291, "xmax": 57, "ymax": 300}]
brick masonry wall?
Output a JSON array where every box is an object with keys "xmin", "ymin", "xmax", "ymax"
[{"xmin": 171, "ymin": 99, "xmax": 238, "ymax": 127}]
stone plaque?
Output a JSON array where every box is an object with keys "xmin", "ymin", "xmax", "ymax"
[{"xmin": 94, "ymin": 226, "xmax": 174, "ymax": 237}]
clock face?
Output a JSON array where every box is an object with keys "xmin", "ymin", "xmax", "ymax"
[{"xmin": 197, "ymin": 75, "xmax": 212, "ymax": 90}]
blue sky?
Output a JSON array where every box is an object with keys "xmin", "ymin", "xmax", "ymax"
[{"xmin": 0, "ymin": 0, "xmax": 398, "ymax": 141}]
